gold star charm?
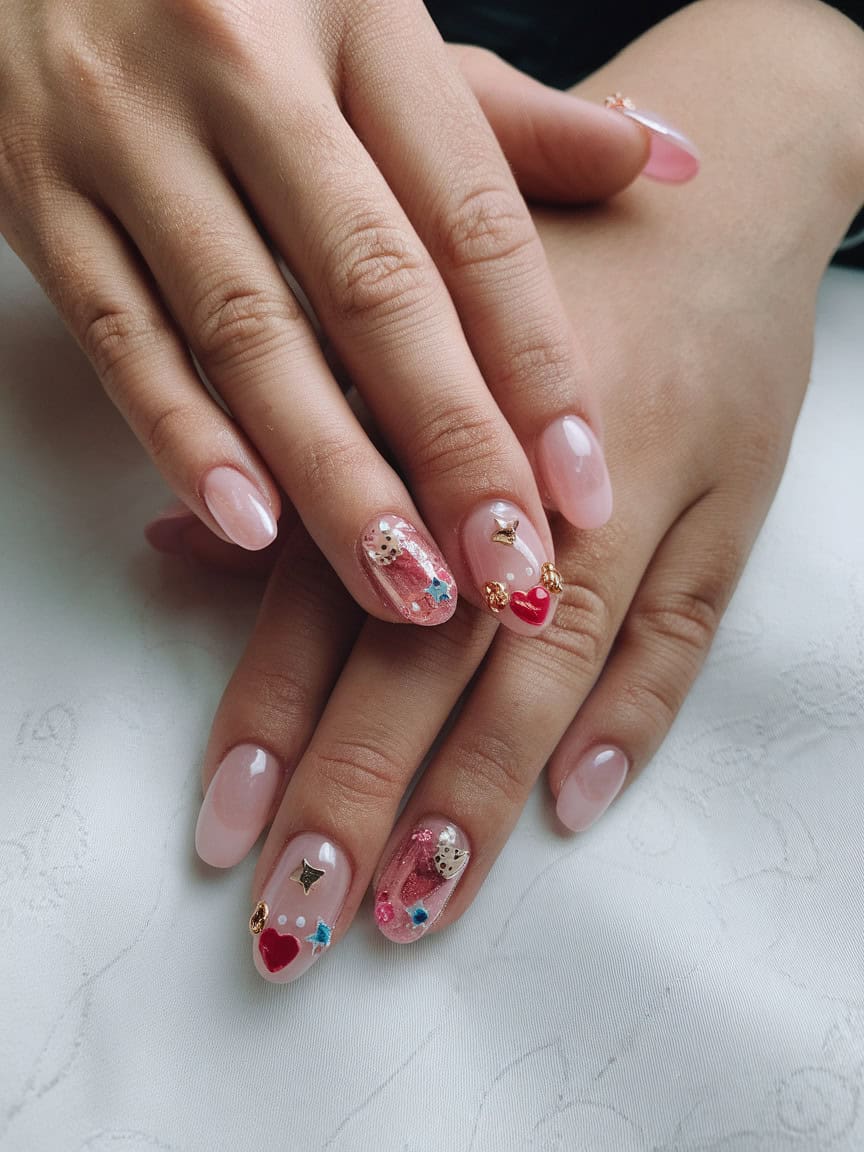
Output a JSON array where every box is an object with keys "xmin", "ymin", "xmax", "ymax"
[
  {"xmin": 249, "ymin": 901, "xmax": 269, "ymax": 935},
  {"xmin": 604, "ymin": 92, "xmax": 636, "ymax": 111},
  {"xmin": 491, "ymin": 518, "xmax": 519, "ymax": 546},
  {"xmin": 540, "ymin": 562, "xmax": 563, "ymax": 595},
  {"xmin": 483, "ymin": 581, "xmax": 510, "ymax": 613},
  {"xmin": 291, "ymin": 858, "xmax": 326, "ymax": 895}
]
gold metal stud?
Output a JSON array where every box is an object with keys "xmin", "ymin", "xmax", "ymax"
[
  {"xmin": 491, "ymin": 518, "xmax": 519, "ymax": 546},
  {"xmin": 540, "ymin": 562, "xmax": 563, "ymax": 595},
  {"xmin": 483, "ymin": 581, "xmax": 510, "ymax": 613},
  {"xmin": 291, "ymin": 858, "xmax": 326, "ymax": 895},
  {"xmin": 249, "ymin": 901, "xmax": 268, "ymax": 935},
  {"xmin": 604, "ymin": 92, "xmax": 636, "ymax": 111}
]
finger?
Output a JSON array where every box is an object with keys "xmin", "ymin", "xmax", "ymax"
[
  {"xmin": 549, "ymin": 490, "xmax": 748, "ymax": 832},
  {"xmin": 341, "ymin": 10, "xmax": 615, "ymax": 532},
  {"xmin": 194, "ymin": 527, "xmax": 362, "ymax": 868},
  {"xmin": 247, "ymin": 605, "xmax": 496, "ymax": 982},
  {"xmin": 450, "ymin": 45, "xmax": 650, "ymax": 203},
  {"xmin": 5, "ymin": 188, "xmax": 281, "ymax": 550}
]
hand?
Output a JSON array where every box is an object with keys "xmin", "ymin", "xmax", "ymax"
[{"xmin": 0, "ymin": 1, "xmax": 665, "ymax": 636}]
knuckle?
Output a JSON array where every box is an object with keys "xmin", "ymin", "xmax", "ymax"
[
  {"xmin": 455, "ymin": 731, "xmax": 530, "ymax": 810},
  {"xmin": 142, "ymin": 400, "xmax": 200, "ymax": 462},
  {"xmin": 162, "ymin": 0, "xmax": 262, "ymax": 73},
  {"xmin": 191, "ymin": 282, "xmax": 301, "ymax": 370},
  {"xmin": 313, "ymin": 736, "xmax": 406, "ymax": 808},
  {"xmin": 541, "ymin": 580, "xmax": 614, "ymax": 680},
  {"xmin": 237, "ymin": 660, "xmax": 311, "ymax": 733},
  {"xmin": 410, "ymin": 402, "xmax": 504, "ymax": 487},
  {"xmin": 494, "ymin": 327, "xmax": 575, "ymax": 396},
  {"xmin": 286, "ymin": 434, "xmax": 370, "ymax": 500},
  {"xmin": 79, "ymin": 306, "xmax": 166, "ymax": 384},
  {"xmin": 441, "ymin": 184, "xmax": 536, "ymax": 273},
  {"xmin": 632, "ymin": 585, "xmax": 723, "ymax": 660},
  {"xmin": 619, "ymin": 675, "xmax": 683, "ymax": 733}
]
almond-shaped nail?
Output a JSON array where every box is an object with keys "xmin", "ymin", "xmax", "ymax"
[
  {"xmin": 202, "ymin": 466, "xmax": 277, "ymax": 551},
  {"xmin": 556, "ymin": 745, "xmax": 629, "ymax": 833},
  {"xmin": 537, "ymin": 415, "xmax": 612, "ymax": 529},
  {"xmin": 250, "ymin": 833, "xmax": 351, "ymax": 984},
  {"xmin": 374, "ymin": 817, "xmax": 470, "ymax": 943},
  {"xmin": 604, "ymin": 94, "xmax": 700, "ymax": 183},
  {"xmin": 195, "ymin": 745, "xmax": 282, "ymax": 868},
  {"xmin": 462, "ymin": 499, "xmax": 562, "ymax": 635},
  {"xmin": 360, "ymin": 514, "xmax": 457, "ymax": 625}
]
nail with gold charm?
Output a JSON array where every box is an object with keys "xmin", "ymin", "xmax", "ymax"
[
  {"xmin": 462, "ymin": 499, "xmax": 562, "ymax": 635},
  {"xmin": 250, "ymin": 833, "xmax": 351, "ymax": 983}
]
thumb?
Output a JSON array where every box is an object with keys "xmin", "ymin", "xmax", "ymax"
[{"xmin": 450, "ymin": 44, "xmax": 650, "ymax": 203}]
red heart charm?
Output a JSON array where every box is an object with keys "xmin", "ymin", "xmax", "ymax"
[
  {"xmin": 258, "ymin": 928, "xmax": 300, "ymax": 972},
  {"xmin": 509, "ymin": 585, "xmax": 551, "ymax": 626}
]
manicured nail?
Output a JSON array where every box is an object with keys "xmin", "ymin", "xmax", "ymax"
[
  {"xmin": 556, "ymin": 745, "xmax": 629, "ymax": 833},
  {"xmin": 360, "ymin": 514, "xmax": 457, "ymax": 625},
  {"xmin": 195, "ymin": 745, "xmax": 282, "ymax": 868},
  {"xmin": 144, "ymin": 502, "xmax": 196, "ymax": 554},
  {"xmin": 604, "ymin": 94, "xmax": 700, "ymax": 183},
  {"xmin": 374, "ymin": 817, "xmax": 470, "ymax": 944},
  {"xmin": 202, "ymin": 466, "xmax": 277, "ymax": 551},
  {"xmin": 249, "ymin": 833, "xmax": 351, "ymax": 983},
  {"xmin": 462, "ymin": 499, "xmax": 562, "ymax": 635},
  {"xmin": 537, "ymin": 416, "xmax": 612, "ymax": 529}
]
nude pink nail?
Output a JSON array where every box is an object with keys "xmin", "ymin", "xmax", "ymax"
[
  {"xmin": 374, "ymin": 816, "xmax": 470, "ymax": 944},
  {"xmin": 144, "ymin": 503, "xmax": 196, "ymax": 554},
  {"xmin": 537, "ymin": 416, "xmax": 613, "ymax": 529},
  {"xmin": 195, "ymin": 745, "xmax": 282, "ymax": 868},
  {"xmin": 605, "ymin": 95, "xmax": 700, "ymax": 183},
  {"xmin": 360, "ymin": 514, "xmax": 457, "ymax": 625},
  {"xmin": 462, "ymin": 499, "xmax": 562, "ymax": 635},
  {"xmin": 556, "ymin": 745, "xmax": 629, "ymax": 833},
  {"xmin": 250, "ymin": 833, "xmax": 351, "ymax": 984},
  {"xmin": 202, "ymin": 466, "xmax": 276, "ymax": 551}
]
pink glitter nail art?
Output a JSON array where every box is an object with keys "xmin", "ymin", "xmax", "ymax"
[
  {"xmin": 360, "ymin": 515, "xmax": 457, "ymax": 626},
  {"xmin": 374, "ymin": 816, "xmax": 470, "ymax": 944}
]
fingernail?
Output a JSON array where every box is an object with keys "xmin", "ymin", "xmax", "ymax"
[
  {"xmin": 556, "ymin": 745, "xmax": 629, "ymax": 833},
  {"xmin": 537, "ymin": 416, "xmax": 613, "ymax": 529},
  {"xmin": 360, "ymin": 514, "xmax": 457, "ymax": 625},
  {"xmin": 604, "ymin": 94, "xmax": 700, "ymax": 183},
  {"xmin": 374, "ymin": 816, "xmax": 470, "ymax": 944},
  {"xmin": 144, "ymin": 502, "xmax": 196, "ymax": 553},
  {"xmin": 202, "ymin": 466, "xmax": 277, "ymax": 551},
  {"xmin": 462, "ymin": 499, "xmax": 562, "ymax": 635},
  {"xmin": 250, "ymin": 833, "xmax": 351, "ymax": 983},
  {"xmin": 195, "ymin": 745, "xmax": 282, "ymax": 868}
]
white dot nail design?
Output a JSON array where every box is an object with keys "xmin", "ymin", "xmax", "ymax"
[
  {"xmin": 295, "ymin": 916, "xmax": 306, "ymax": 928},
  {"xmin": 277, "ymin": 915, "xmax": 287, "ymax": 926}
]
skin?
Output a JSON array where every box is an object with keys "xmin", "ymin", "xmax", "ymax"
[{"xmin": 169, "ymin": 0, "xmax": 864, "ymax": 951}]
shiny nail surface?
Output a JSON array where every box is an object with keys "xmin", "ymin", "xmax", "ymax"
[
  {"xmin": 360, "ymin": 514, "xmax": 457, "ymax": 625},
  {"xmin": 462, "ymin": 499, "xmax": 562, "ymax": 635},
  {"xmin": 605, "ymin": 94, "xmax": 700, "ymax": 183},
  {"xmin": 196, "ymin": 745, "xmax": 281, "ymax": 868},
  {"xmin": 557, "ymin": 745, "xmax": 629, "ymax": 833},
  {"xmin": 374, "ymin": 817, "xmax": 470, "ymax": 943},
  {"xmin": 202, "ymin": 466, "xmax": 277, "ymax": 551},
  {"xmin": 537, "ymin": 416, "xmax": 613, "ymax": 529},
  {"xmin": 250, "ymin": 834, "xmax": 351, "ymax": 983}
]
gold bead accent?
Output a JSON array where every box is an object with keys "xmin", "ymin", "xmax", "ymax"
[
  {"xmin": 249, "ymin": 901, "xmax": 269, "ymax": 935},
  {"xmin": 604, "ymin": 92, "xmax": 636, "ymax": 111},
  {"xmin": 540, "ymin": 562, "xmax": 563, "ymax": 595},
  {"xmin": 483, "ymin": 581, "xmax": 510, "ymax": 613}
]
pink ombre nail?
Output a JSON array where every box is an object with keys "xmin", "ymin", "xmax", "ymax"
[
  {"xmin": 250, "ymin": 833, "xmax": 351, "ymax": 983},
  {"xmin": 202, "ymin": 466, "xmax": 277, "ymax": 551},
  {"xmin": 462, "ymin": 499, "xmax": 562, "ymax": 635},
  {"xmin": 537, "ymin": 416, "xmax": 613, "ymax": 529},
  {"xmin": 556, "ymin": 745, "xmax": 629, "ymax": 833},
  {"xmin": 374, "ymin": 816, "xmax": 470, "ymax": 944},
  {"xmin": 604, "ymin": 94, "xmax": 700, "ymax": 183},
  {"xmin": 195, "ymin": 745, "xmax": 282, "ymax": 868},
  {"xmin": 360, "ymin": 514, "xmax": 457, "ymax": 625}
]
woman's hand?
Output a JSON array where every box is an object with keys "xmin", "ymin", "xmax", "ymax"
[{"xmin": 0, "ymin": 1, "xmax": 666, "ymax": 635}]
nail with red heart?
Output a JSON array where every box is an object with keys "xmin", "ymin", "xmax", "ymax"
[
  {"xmin": 249, "ymin": 833, "xmax": 351, "ymax": 983},
  {"xmin": 461, "ymin": 499, "xmax": 562, "ymax": 635},
  {"xmin": 373, "ymin": 816, "xmax": 470, "ymax": 944}
]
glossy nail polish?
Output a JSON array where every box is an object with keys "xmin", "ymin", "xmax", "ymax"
[
  {"xmin": 144, "ymin": 503, "xmax": 196, "ymax": 554},
  {"xmin": 374, "ymin": 817, "xmax": 470, "ymax": 944},
  {"xmin": 604, "ymin": 94, "xmax": 700, "ymax": 183},
  {"xmin": 195, "ymin": 745, "xmax": 282, "ymax": 868},
  {"xmin": 462, "ymin": 499, "xmax": 562, "ymax": 635},
  {"xmin": 537, "ymin": 416, "xmax": 613, "ymax": 529},
  {"xmin": 202, "ymin": 466, "xmax": 277, "ymax": 551},
  {"xmin": 360, "ymin": 514, "xmax": 457, "ymax": 625},
  {"xmin": 556, "ymin": 745, "xmax": 629, "ymax": 833},
  {"xmin": 250, "ymin": 833, "xmax": 351, "ymax": 983}
]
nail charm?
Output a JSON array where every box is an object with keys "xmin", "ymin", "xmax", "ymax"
[
  {"xmin": 360, "ymin": 514, "xmax": 457, "ymax": 626},
  {"xmin": 604, "ymin": 93, "xmax": 700, "ymax": 183},
  {"xmin": 374, "ymin": 817, "xmax": 470, "ymax": 944},
  {"xmin": 464, "ymin": 499, "xmax": 562, "ymax": 635},
  {"xmin": 251, "ymin": 833, "xmax": 351, "ymax": 983}
]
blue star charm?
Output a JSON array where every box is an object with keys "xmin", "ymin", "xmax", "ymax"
[
  {"xmin": 406, "ymin": 903, "xmax": 429, "ymax": 929},
  {"xmin": 305, "ymin": 918, "xmax": 332, "ymax": 954},
  {"xmin": 425, "ymin": 577, "xmax": 451, "ymax": 604}
]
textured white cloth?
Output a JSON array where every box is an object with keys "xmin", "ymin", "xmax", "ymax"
[{"xmin": 1, "ymin": 241, "xmax": 863, "ymax": 1152}]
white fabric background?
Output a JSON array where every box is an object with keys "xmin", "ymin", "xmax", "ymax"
[{"xmin": 1, "ymin": 240, "xmax": 862, "ymax": 1152}]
